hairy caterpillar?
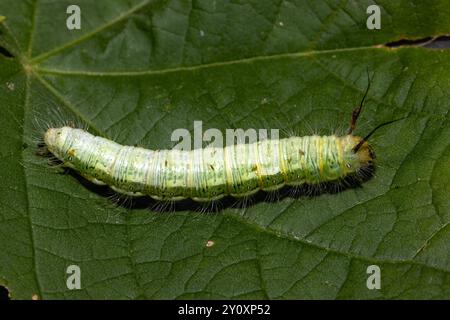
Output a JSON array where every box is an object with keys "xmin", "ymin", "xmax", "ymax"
[{"xmin": 41, "ymin": 76, "xmax": 402, "ymax": 203}]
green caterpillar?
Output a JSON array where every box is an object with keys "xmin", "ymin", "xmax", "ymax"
[
  {"xmin": 42, "ymin": 76, "xmax": 401, "ymax": 202},
  {"xmin": 44, "ymin": 128, "xmax": 372, "ymax": 201}
]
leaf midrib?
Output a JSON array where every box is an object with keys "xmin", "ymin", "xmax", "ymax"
[{"xmin": 33, "ymin": 45, "xmax": 376, "ymax": 76}]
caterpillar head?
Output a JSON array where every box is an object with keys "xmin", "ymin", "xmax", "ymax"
[
  {"xmin": 344, "ymin": 69, "xmax": 404, "ymax": 177},
  {"xmin": 341, "ymin": 135, "xmax": 375, "ymax": 175}
]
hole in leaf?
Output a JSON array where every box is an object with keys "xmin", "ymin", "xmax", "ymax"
[
  {"xmin": 0, "ymin": 45, "xmax": 14, "ymax": 58},
  {"xmin": 0, "ymin": 285, "xmax": 10, "ymax": 300},
  {"xmin": 386, "ymin": 35, "xmax": 450, "ymax": 49},
  {"xmin": 386, "ymin": 36, "xmax": 433, "ymax": 47},
  {"xmin": 423, "ymin": 35, "xmax": 450, "ymax": 49}
]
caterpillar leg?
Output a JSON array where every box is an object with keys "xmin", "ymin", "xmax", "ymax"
[
  {"xmin": 79, "ymin": 172, "xmax": 107, "ymax": 186},
  {"xmin": 110, "ymin": 185, "xmax": 144, "ymax": 197}
]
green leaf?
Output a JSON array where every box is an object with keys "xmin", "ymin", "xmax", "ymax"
[{"xmin": 1, "ymin": 0, "xmax": 449, "ymax": 299}]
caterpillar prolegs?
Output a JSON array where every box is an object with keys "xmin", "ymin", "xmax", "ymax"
[{"xmin": 42, "ymin": 75, "xmax": 402, "ymax": 203}]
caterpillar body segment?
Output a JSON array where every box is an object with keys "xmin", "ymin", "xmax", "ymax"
[{"xmin": 43, "ymin": 127, "xmax": 373, "ymax": 202}]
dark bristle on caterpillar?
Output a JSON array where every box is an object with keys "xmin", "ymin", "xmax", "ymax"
[{"xmin": 37, "ymin": 71, "xmax": 406, "ymax": 211}]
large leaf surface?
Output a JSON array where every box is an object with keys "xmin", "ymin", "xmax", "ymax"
[{"xmin": 0, "ymin": 0, "xmax": 449, "ymax": 299}]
